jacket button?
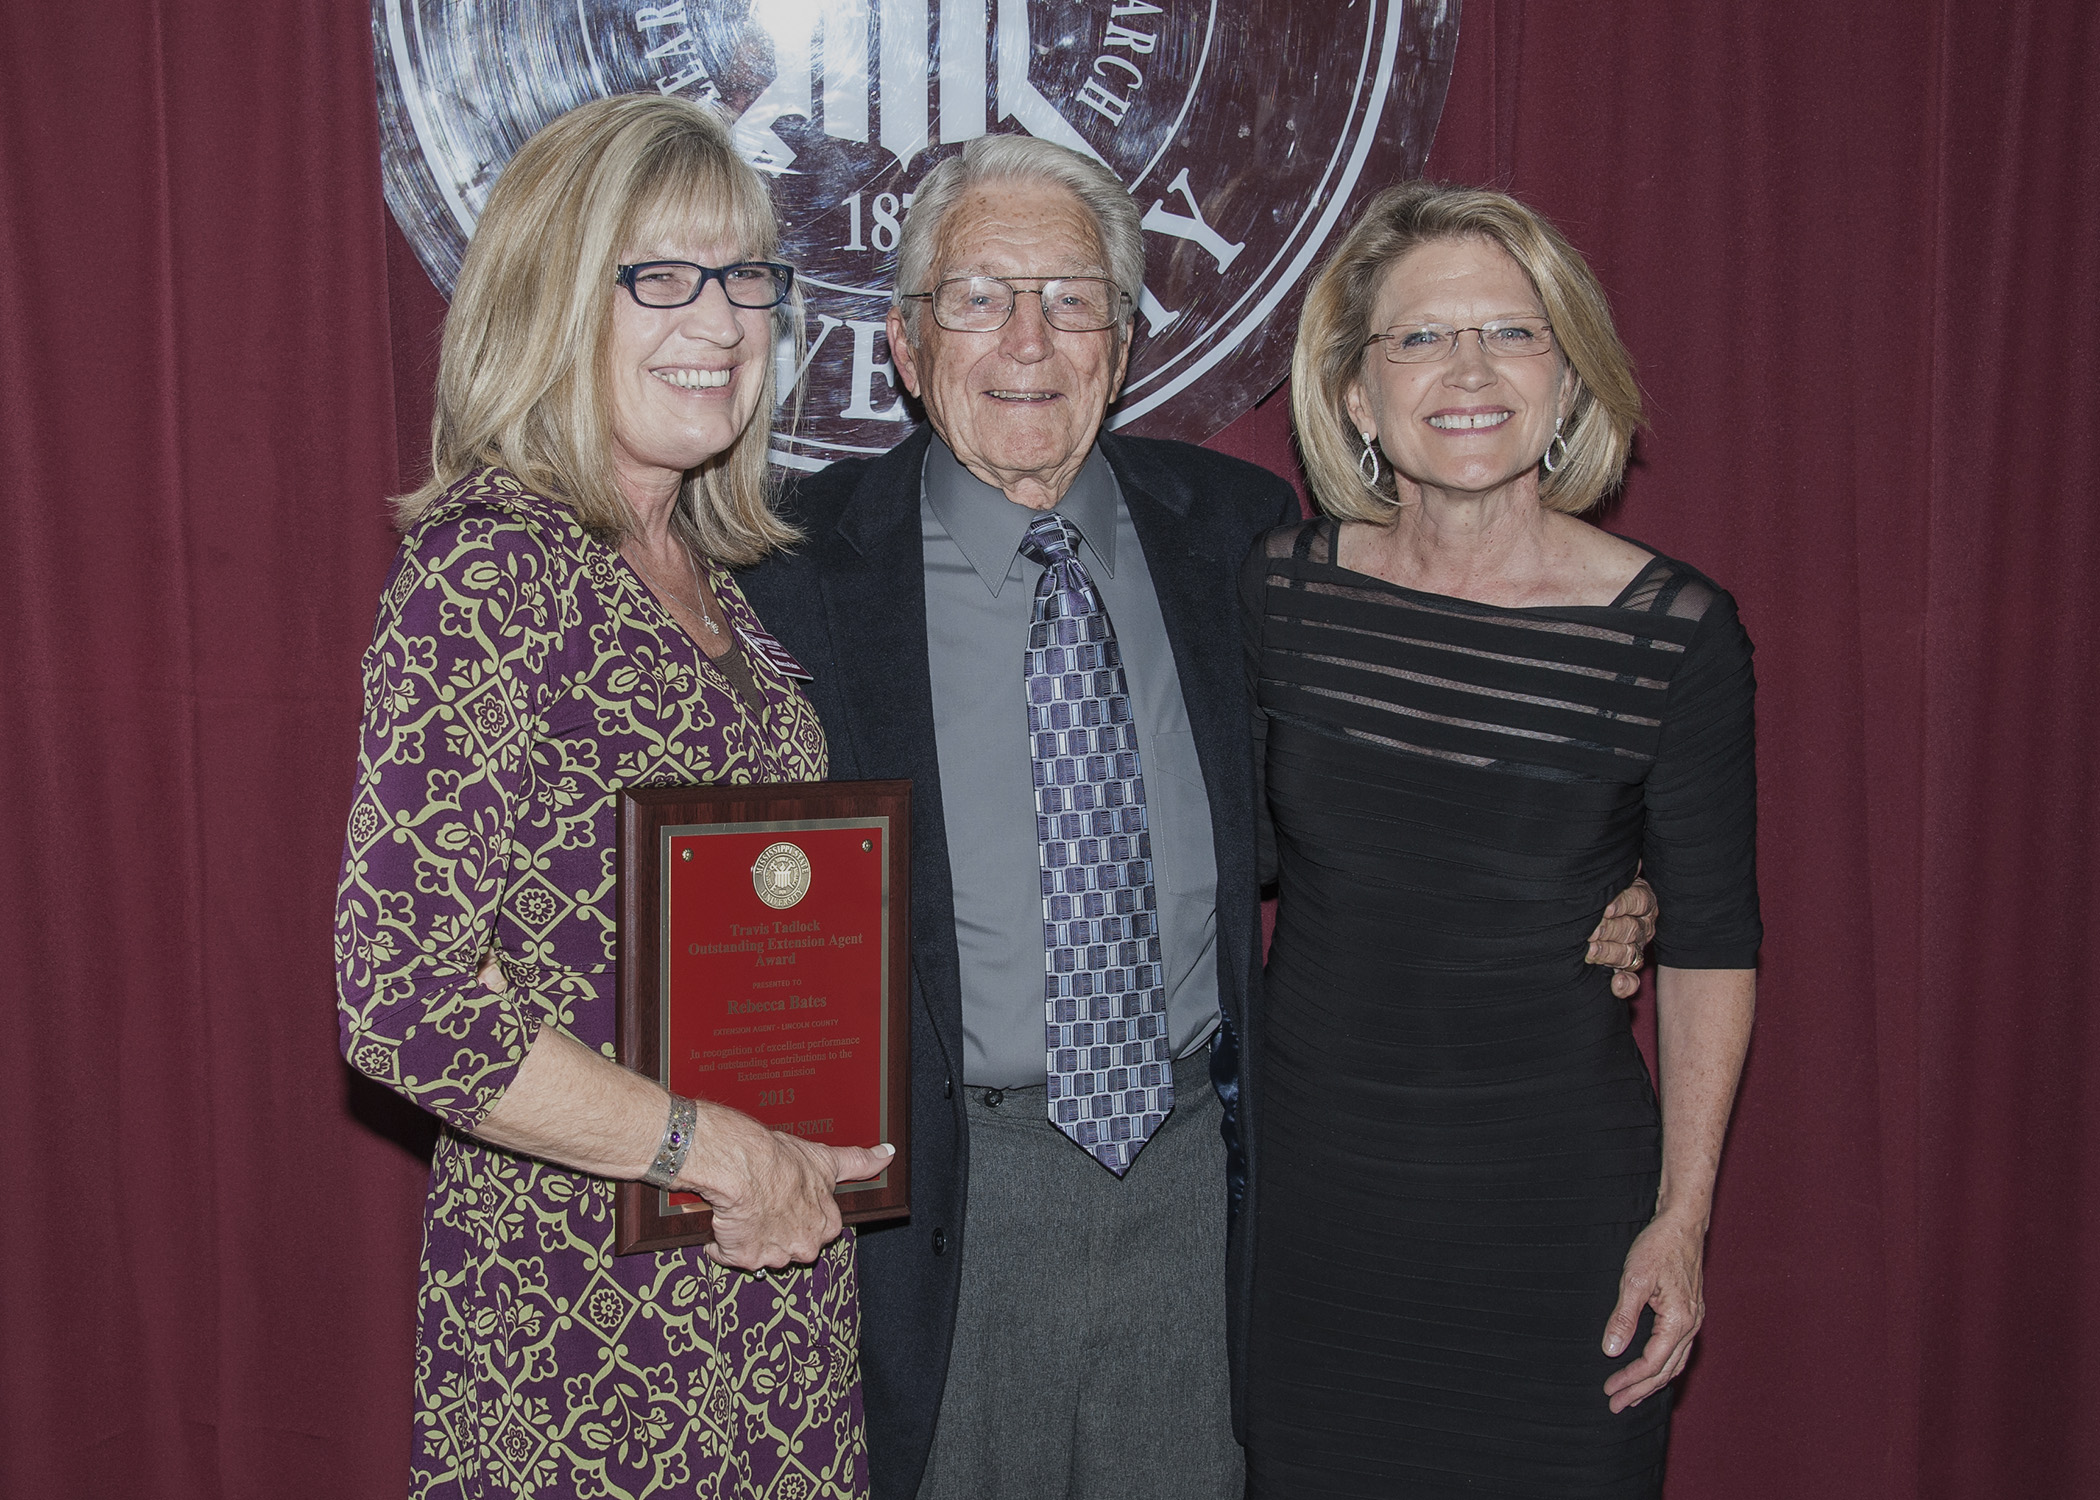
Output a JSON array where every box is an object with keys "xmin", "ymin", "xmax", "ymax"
[
  {"xmin": 943, "ymin": 1078, "xmax": 954, "ymax": 1099},
  {"xmin": 932, "ymin": 1228, "xmax": 948, "ymax": 1256}
]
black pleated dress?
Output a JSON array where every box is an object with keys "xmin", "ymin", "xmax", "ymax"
[{"xmin": 1239, "ymin": 518, "xmax": 1760, "ymax": 1499}]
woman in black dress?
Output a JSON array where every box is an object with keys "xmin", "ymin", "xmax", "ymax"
[{"xmin": 1240, "ymin": 183, "xmax": 1759, "ymax": 1497}]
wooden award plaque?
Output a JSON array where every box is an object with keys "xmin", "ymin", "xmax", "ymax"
[{"xmin": 614, "ymin": 780, "xmax": 911, "ymax": 1255}]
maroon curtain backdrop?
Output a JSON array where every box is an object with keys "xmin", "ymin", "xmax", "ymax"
[{"xmin": 3, "ymin": 3, "xmax": 2094, "ymax": 1496}]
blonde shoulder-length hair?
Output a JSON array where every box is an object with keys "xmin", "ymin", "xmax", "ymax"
[
  {"xmin": 393, "ymin": 94, "xmax": 799, "ymax": 565},
  {"xmin": 1292, "ymin": 181, "xmax": 1642, "ymax": 520}
]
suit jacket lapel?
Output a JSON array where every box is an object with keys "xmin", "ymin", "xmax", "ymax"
[
  {"xmin": 1099, "ymin": 431, "xmax": 1258, "ymax": 1020},
  {"xmin": 1100, "ymin": 432, "xmax": 1248, "ymax": 820},
  {"xmin": 811, "ymin": 431, "xmax": 935, "ymax": 780},
  {"xmin": 810, "ymin": 429, "xmax": 967, "ymax": 1077}
]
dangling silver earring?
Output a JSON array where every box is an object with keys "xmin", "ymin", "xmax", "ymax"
[
  {"xmin": 1542, "ymin": 417, "xmax": 1569, "ymax": 475},
  {"xmin": 1358, "ymin": 432, "xmax": 1382, "ymax": 489}
]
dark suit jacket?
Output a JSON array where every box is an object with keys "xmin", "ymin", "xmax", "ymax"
[{"xmin": 741, "ymin": 424, "xmax": 1297, "ymax": 1498}]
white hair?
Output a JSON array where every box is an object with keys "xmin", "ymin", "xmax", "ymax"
[{"xmin": 892, "ymin": 134, "xmax": 1144, "ymax": 342}]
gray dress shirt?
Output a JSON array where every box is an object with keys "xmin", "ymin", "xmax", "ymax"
[{"xmin": 920, "ymin": 437, "xmax": 1222, "ymax": 1089}]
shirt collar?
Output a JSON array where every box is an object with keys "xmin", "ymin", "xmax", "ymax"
[{"xmin": 922, "ymin": 435, "xmax": 1120, "ymax": 598}]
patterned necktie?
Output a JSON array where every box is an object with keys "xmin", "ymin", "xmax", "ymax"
[{"xmin": 1022, "ymin": 512, "xmax": 1173, "ymax": 1176}]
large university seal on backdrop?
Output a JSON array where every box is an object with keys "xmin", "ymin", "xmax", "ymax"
[{"xmin": 375, "ymin": 1, "xmax": 1459, "ymax": 462}]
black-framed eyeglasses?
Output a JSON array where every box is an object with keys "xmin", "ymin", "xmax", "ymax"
[
  {"xmin": 1365, "ymin": 317, "xmax": 1556, "ymax": 363},
  {"xmin": 615, "ymin": 260, "xmax": 795, "ymax": 309},
  {"xmin": 901, "ymin": 275, "xmax": 1129, "ymax": 333}
]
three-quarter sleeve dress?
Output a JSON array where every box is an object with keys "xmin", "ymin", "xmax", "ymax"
[
  {"xmin": 335, "ymin": 468, "xmax": 865, "ymax": 1500},
  {"xmin": 1239, "ymin": 517, "xmax": 1760, "ymax": 1500}
]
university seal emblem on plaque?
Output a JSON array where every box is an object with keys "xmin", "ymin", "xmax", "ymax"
[
  {"xmin": 374, "ymin": 0, "xmax": 1460, "ymax": 460},
  {"xmin": 751, "ymin": 841, "xmax": 814, "ymax": 909}
]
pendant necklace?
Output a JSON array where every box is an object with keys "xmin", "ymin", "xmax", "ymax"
[{"xmin": 626, "ymin": 541, "xmax": 723, "ymax": 638}]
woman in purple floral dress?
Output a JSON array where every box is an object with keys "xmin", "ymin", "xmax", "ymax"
[{"xmin": 334, "ymin": 97, "xmax": 888, "ymax": 1500}]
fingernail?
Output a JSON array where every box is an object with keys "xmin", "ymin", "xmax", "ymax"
[{"xmin": 876, "ymin": 1143, "xmax": 896, "ymax": 1156}]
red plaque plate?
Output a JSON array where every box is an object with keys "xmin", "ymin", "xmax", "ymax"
[{"xmin": 614, "ymin": 780, "xmax": 911, "ymax": 1255}]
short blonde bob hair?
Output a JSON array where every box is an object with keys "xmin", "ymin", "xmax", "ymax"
[
  {"xmin": 394, "ymin": 94, "xmax": 798, "ymax": 565},
  {"xmin": 1292, "ymin": 181, "xmax": 1642, "ymax": 519}
]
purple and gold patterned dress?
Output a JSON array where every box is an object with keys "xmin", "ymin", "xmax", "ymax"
[{"xmin": 335, "ymin": 468, "xmax": 865, "ymax": 1500}]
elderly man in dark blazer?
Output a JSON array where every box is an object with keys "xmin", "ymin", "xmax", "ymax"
[
  {"xmin": 743, "ymin": 133, "xmax": 1288, "ymax": 1500},
  {"xmin": 744, "ymin": 135, "xmax": 1653, "ymax": 1500}
]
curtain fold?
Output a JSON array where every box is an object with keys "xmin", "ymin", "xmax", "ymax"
[
  {"xmin": 1, "ymin": 2, "xmax": 423, "ymax": 1493},
  {"xmin": 1, "ymin": 3, "xmax": 2093, "ymax": 1495}
]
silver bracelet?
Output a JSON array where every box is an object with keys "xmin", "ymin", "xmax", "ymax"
[{"xmin": 640, "ymin": 1094, "xmax": 699, "ymax": 1190}]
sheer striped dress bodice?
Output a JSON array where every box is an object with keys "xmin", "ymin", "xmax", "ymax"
[{"xmin": 1239, "ymin": 518, "xmax": 1758, "ymax": 1500}]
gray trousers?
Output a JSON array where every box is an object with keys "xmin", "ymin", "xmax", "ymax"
[{"xmin": 917, "ymin": 1051, "xmax": 1242, "ymax": 1500}]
